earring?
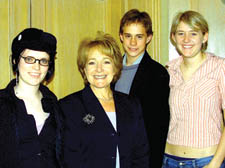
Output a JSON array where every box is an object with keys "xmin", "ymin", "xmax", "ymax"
[{"xmin": 16, "ymin": 72, "xmax": 19, "ymax": 85}]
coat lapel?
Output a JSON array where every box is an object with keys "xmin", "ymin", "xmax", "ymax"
[
  {"xmin": 129, "ymin": 52, "xmax": 151, "ymax": 96},
  {"xmin": 81, "ymin": 86, "xmax": 116, "ymax": 132}
]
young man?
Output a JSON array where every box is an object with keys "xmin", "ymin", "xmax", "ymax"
[{"xmin": 114, "ymin": 9, "xmax": 170, "ymax": 167}]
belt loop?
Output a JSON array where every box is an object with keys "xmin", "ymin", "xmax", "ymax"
[
  {"xmin": 163, "ymin": 156, "xmax": 168, "ymax": 165},
  {"xmin": 192, "ymin": 160, "xmax": 196, "ymax": 167}
]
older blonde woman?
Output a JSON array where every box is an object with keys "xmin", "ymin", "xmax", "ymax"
[{"xmin": 60, "ymin": 32, "xmax": 149, "ymax": 168}]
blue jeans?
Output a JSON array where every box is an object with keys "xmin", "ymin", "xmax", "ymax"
[{"xmin": 162, "ymin": 154, "xmax": 225, "ymax": 168}]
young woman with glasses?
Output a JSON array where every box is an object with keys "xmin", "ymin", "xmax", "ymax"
[{"xmin": 0, "ymin": 28, "xmax": 63, "ymax": 168}]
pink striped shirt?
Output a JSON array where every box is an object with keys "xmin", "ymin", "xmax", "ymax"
[{"xmin": 166, "ymin": 53, "xmax": 225, "ymax": 148}]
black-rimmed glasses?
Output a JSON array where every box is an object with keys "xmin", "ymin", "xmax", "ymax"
[{"xmin": 20, "ymin": 55, "xmax": 50, "ymax": 66}]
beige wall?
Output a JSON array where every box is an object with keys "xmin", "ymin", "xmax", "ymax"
[
  {"xmin": 0, "ymin": 0, "xmax": 31, "ymax": 89},
  {"xmin": 1, "ymin": 0, "xmax": 224, "ymax": 99},
  {"xmin": 0, "ymin": 0, "xmax": 167, "ymax": 98}
]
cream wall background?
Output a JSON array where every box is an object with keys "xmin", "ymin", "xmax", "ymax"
[{"xmin": 0, "ymin": 0, "xmax": 224, "ymax": 99}]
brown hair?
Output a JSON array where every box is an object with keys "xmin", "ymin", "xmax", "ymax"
[
  {"xmin": 170, "ymin": 10, "xmax": 209, "ymax": 52},
  {"xmin": 119, "ymin": 9, "xmax": 153, "ymax": 36},
  {"xmin": 77, "ymin": 32, "xmax": 123, "ymax": 85}
]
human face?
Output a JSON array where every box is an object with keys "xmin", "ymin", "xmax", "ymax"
[
  {"xmin": 84, "ymin": 49, "xmax": 115, "ymax": 90},
  {"xmin": 120, "ymin": 23, "xmax": 152, "ymax": 64},
  {"xmin": 172, "ymin": 21, "xmax": 208, "ymax": 58},
  {"xmin": 18, "ymin": 49, "xmax": 49, "ymax": 87}
]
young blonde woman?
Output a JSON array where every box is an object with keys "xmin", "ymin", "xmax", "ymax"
[{"xmin": 163, "ymin": 10, "xmax": 225, "ymax": 168}]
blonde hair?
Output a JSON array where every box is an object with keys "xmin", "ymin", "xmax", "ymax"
[
  {"xmin": 77, "ymin": 32, "xmax": 123, "ymax": 85},
  {"xmin": 170, "ymin": 10, "xmax": 209, "ymax": 52}
]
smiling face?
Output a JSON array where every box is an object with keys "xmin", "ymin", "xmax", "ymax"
[
  {"xmin": 18, "ymin": 49, "xmax": 49, "ymax": 87},
  {"xmin": 172, "ymin": 21, "xmax": 208, "ymax": 58},
  {"xmin": 120, "ymin": 23, "xmax": 152, "ymax": 64},
  {"xmin": 84, "ymin": 48, "xmax": 115, "ymax": 90}
]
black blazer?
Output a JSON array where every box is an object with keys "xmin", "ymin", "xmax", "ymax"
[
  {"xmin": 116, "ymin": 51, "xmax": 170, "ymax": 167},
  {"xmin": 59, "ymin": 85, "xmax": 149, "ymax": 168}
]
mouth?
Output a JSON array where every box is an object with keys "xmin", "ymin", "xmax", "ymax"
[
  {"xmin": 93, "ymin": 75, "xmax": 107, "ymax": 79},
  {"xmin": 182, "ymin": 45, "xmax": 192, "ymax": 49},
  {"xmin": 29, "ymin": 72, "xmax": 41, "ymax": 78},
  {"xmin": 128, "ymin": 47, "xmax": 138, "ymax": 51}
]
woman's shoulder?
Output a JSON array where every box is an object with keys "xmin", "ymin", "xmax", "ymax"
[
  {"xmin": 206, "ymin": 52, "xmax": 225, "ymax": 62},
  {"xmin": 40, "ymin": 84, "xmax": 58, "ymax": 101},
  {"xmin": 0, "ymin": 80, "xmax": 15, "ymax": 100},
  {"xmin": 0, "ymin": 87, "xmax": 13, "ymax": 108},
  {"xmin": 0, "ymin": 88, "xmax": 8, "ymax": 100},
  {"xmin": 205, "ymin": 52, "xmax": 225, "ymax": 71},
  {"xmin": 165, "ymin": 57, "xmax": 182, "ymax": 70},
  {"xmin": 59, "ymin": 90, "xmax": 83, "ymax": 104},
  {"xmin": 58, "ymin": 90, "xmax": 85, "ymax": 118}
]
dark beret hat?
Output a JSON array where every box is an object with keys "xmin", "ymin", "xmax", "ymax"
[{"xmin": 11, "ymin": 28, "xmax": 57, "ymax": 55}]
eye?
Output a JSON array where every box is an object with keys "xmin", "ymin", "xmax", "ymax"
[
  {"xmin": 191, "ymin": 32, "xmax": 198, "ymax": 36},
  {"xmin": 40, "ymin": 59, "xmax": 49, "ymax": 65},
  {"xmin": 137, "ymin": 35, "xmax": 143, "ymax": 39},
  {"xmin": 176, "ymin": 32, "xmax": 184, "ymax": 36},
  {"xmin": 124, "ymin": 34, "xmax": 131, "ymax": 38},
  {"xmin": 104, "ymin": 60, "xmax": 111, "ymax": 64},
  {"xmin": 87, "ymin": 61, "xmax": 95, "ymax": 65},
  {"xmin": 25, "ymin": 56, "xmax": 35, "ymax": 63}
]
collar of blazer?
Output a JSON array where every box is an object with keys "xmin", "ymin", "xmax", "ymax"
[{"xmin": 80, "ymin": 85, "xmax": 127, "ymax": 133}]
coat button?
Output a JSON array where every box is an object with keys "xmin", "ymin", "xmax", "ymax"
[{"xmin": 111, "ymin": 133, "xmax": 115, "ymax": 136}]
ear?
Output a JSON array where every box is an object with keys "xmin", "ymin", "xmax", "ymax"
[
  {"xmin": 203, "ymin": 32, "xmax": 208, "ymax": 43},
  {"xmin": 171, "ymin": 33, "xmax": 176, "ymax": 43},
  {"xmin": 84, "ymin": 67, "xmax": 87, "ymax": 74},
  {"xmin": 119, "ymin": 34, "xmax": 124, "ymax": 43},
  {"xmin": 146, "ymin": 34, "xmax": 153, "ymax": 44}
]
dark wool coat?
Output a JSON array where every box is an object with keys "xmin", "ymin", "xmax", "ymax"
[
  {"xmin": 115, "ymin": 51, "xmax": 170, "ymax": 168},
  {"xmin": 0, "ymin": 79, "xmax": 63, "ymax": 168},
  {"xmin": 59, "ymin": 85, "xmax": 149, "ymax": 168}
]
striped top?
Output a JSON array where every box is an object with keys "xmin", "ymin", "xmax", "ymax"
[{"xmin": 166, "ymin": 53, "xmax": 225, "ymax": 148}]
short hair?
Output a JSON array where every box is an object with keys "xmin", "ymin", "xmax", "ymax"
[
  {"xmin": 11, "ymin": 28, "xmax": 57, "ymax": 82},
  {"xmin": 119, "ymin": 9, "xmax": 153, "ymax": 36},
  {"xmin": 170, "ymin": 10, "xmax": 209, "ymax": 52},
  {"xmin": 77, "ymin": 32, "xmax": 123, "ymax": 85}
]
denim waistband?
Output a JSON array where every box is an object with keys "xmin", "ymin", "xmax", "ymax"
[
  {"xmin": 163, "ymin": 155, "xmax": 213, "ymax": 167},
  {"xmin": 164, "ymin": 153, "xmax": 194, "ymax": 161}
]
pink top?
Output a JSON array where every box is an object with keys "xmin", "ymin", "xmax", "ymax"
[{"xmin": 166, "ymin": 53, "xmax": 225, "ymax": 148}]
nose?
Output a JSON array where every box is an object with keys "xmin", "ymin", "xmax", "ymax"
[
  {"xmin": 33, "ymin": 61, "xmax": 40, "ymax": 70},
  {"xmin": 183, "ymin": 33, "xmax": 190, "ymax": 43},
  {"xmin": 96, "ymin": 63, "xmax": 103, "ymax": 72},
  {"xmin": 130, "ymin": 37, "xmax": 137, "ymax": 46}
]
